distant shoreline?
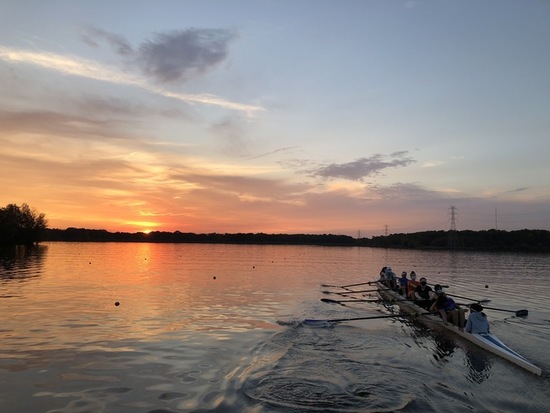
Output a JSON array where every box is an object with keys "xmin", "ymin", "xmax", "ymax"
[{"xmin": 34, "ymin": 227, "xmax": 550, "ymax": 253}]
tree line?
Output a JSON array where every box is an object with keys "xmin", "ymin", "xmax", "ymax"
[
  {"xmin": 41, "ymin": 228, "xmax": 550, "ymax": 251},
  {"xmin": 42, "ymin": 228, "xmax": 357, "ymax": 246},
  {"xmin": 366, "ymin": 229, "xmax": 550, "ymax": 252},
  {"xmin": 2, "ymin": 203, "xmax": 550, "ymax": 252}
]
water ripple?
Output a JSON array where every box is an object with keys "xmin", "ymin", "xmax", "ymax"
[{"xmin": 245, "ymin": 363, "xmax": 412, "ymax": 412}]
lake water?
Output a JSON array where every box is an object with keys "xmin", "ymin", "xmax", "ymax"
[{"xmin": 1, "ymin": 242, "xmax": 549, "ymax": 412}]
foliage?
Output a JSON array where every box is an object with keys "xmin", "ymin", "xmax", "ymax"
[
  {"xmin": 42, "ymin": 228, "xmax": 357, "ymax": 246},
  {"xmin": 41, "ymin": 227, "xmax": 550, "ymax": 251},
  {"xmin": 368, "ymin": 229, "xmax": 550, "ymax": 252},
  {"xmin": 0, "ymin": 204, "xmax": 48, "ymax": 246}
]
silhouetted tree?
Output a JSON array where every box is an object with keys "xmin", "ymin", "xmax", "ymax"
[{"xmin": 0, "ymin": 203, "xmax": 48, "ymax": 246}]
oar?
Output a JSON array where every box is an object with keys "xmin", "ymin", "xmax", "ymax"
[
  {"xmin": 341, "ymin": 285, "xmax": 448, "ymax": 294},
  {"xmin": 456, "ymin": 302, "xmax": 528, "ymax": 317},
  {"xmin": 321, "ymin": 298, "xmax": 389, "ymax": 304},
  {"xmin": 482, "ymin": 306, "xmax": 528, "ymax": 317},
  {"xmin": 304, "ymin": 313, "xmax": 405, "ymax": 326},
  {"xmin": 447, "ymin": 293, "xmax": 491, "ymax": 304},
  {"xmin": 321, "ymin": 281, "xmax": 378, "ymax": 288},
  {"xmin": 303, "ymin": 312, "xmax": 433, "ymax": 326},
  {"xmin": 322, "ymin": 288, "xmax": 389, "ymax": 295}
]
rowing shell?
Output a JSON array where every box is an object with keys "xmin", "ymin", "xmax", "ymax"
[{"xmin": 376, "ymin": 282, "xmax": 542, "ymax": 376}]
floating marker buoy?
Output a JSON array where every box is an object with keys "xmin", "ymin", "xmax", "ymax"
[
  {"xmin": 485, "ymin": 285, "xmax": 489, "ymax": 288},
  {"xmin": 213, "ymin": 276, "xmax": 216, "ymax": 280},
  {"xmin": 115, "ymin": 302, "xmax": 120, "ymax": 306}
]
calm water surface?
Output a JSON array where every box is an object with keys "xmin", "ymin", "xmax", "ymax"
[{"xmin": 1, "ymin": 242, "xmax": 549, "ymax": 412}]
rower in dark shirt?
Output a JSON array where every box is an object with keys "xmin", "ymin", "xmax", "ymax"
[{"xmin": 414, "ymin": 277, "xmax": 434, "ymax": 309}]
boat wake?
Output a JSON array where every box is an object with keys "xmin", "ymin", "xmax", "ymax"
[
  {"xmin": 242, "ymin": 324, "xmax": 414, "ymax": 412},
  {"xmin": 243, "ymin": 365, "xmax": 413, "ymax": 412}
]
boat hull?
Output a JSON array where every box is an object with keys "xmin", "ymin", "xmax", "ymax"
[{"xmin": 376, "ymin": 282, "xmax": 542, "ymax": 376}]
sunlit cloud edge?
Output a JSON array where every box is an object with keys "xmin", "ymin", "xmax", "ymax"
[{"xmin": 0, "ymin": 46, "xmax": 264, "ymax": 115}]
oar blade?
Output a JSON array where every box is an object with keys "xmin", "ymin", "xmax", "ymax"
[{"xmin": 516, "ymin": 309, "xmax": 529, "ymax": 317}]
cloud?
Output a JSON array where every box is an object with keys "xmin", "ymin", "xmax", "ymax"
[
  {"xmin": 0, "ymin": 91, "xmax": 185, "ymax": 142},
  {"xmin": 507, "ymin": 187, "xmax": 529, "ymax": 193},
  {"xmin": 82, "ymin": 27, "xmax": 236, "ymax": 83},
  {"xmin": 307, "ymin": 152, "xmax": 416, "ymax": 181},
  {"xmin": 210, "ymin": 117, "xmax": 250, "ymax": 158},
  {"xmin": 0, "ymin": 45, "xmax": 263, "ymax": 114},
  {"xmin": 0, "ymin": 109, "xmax": 129, "ymax": 140},
  {"xmin": 368, "ymin": 182, "xmax": 444, "ymax": 200},
  {"xmin": 82, "ymin": 27, "xmax": 134, "ymax": 55},
  {"xmin": 243, "ymin": 146, "xmax": 301, "ymax": 161},
  {"xmin": 137, "ymin": 29, "xmax": 237, "ymax": 83}
]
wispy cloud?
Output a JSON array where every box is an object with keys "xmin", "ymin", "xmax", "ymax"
[
  {"xmin": 307, "ymin": 152, "xmax": 416, "ymax": 181},
  {"xmin": 0, "ymin": 45, "xmax": 263, "ymax": 114},
  {"xmin": 369, "ymin": 182, "xmax": 443, "ymax": 200},
  {"xmin": 507, "ymin": 187, "xmax": 529, "ymax": 193},
  {"xmin": 81, "ymin": 27, "xmax": 134, "ymax": 55},
  {"xmin": 243, "ymin": 146, "xmax": 300, "ymax": 161}
]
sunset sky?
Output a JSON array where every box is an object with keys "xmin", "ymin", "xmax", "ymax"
[{"xmin": 1, "ymin": 1, "xmax": 549, "ymax": 236}]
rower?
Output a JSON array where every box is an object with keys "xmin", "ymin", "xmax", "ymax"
[
  {"xmin": 407, "ymin": 271, "xmax": 420, "ymax": 299},
  {"xmin": 430, "ymin": 285, "xmax": 466, "ymax": 330},
  {"xmin": 398, "ymin": 271, "xmax": 409, "ymax": 296},
  {"xmin": 382, "ymin": 266, "xmax": 398, "ymax": 290},
  {"xmin": 413, "ymin": 277, "xmax": 433, "ymax": 309},
  {"xmin": 465, "ymin": 303, "xmax": 490, "ymax": 334}
]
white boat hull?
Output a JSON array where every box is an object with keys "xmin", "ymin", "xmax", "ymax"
[{"xmin": 376, "ymin": 282, "xmax": 542, "ymax": 376}]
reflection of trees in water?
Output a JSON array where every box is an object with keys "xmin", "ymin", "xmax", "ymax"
[{"xmin": 0, "ymin": 244, "xmax": 47, "ymax": 281}]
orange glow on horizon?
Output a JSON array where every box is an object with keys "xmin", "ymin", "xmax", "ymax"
[{"xmin": 123, "ymin": 221, "xmax": 159, "ymax": 234}]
